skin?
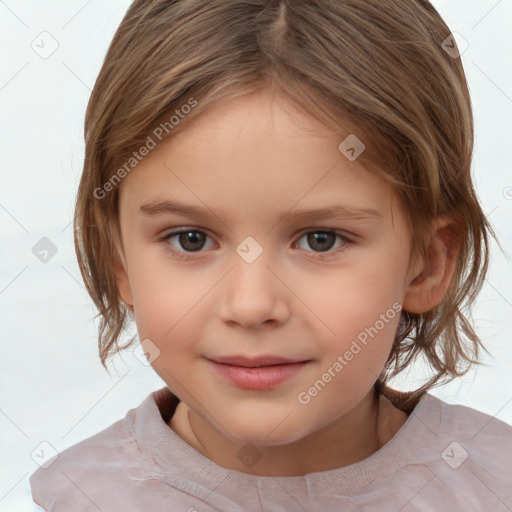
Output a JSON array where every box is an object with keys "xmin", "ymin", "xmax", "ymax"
[{"xmin": 115, "ymin": 88, "xmax": 459, "ymax": 477}]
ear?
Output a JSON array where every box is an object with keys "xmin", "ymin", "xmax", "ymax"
[
  {"xmin": 113, "ymin": 249, "xmax": 134, "ymax": 309},
  {"xmin": 403, "ymin": 216, "xmax": 461, "ymax": 314}
]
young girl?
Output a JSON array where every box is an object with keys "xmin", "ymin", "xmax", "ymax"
[{"xmin": 30, "ymin": 0, "xmax": 512, "ymax": 510}]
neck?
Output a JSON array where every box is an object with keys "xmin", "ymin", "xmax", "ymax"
[{"xmin": 168, "ymin": 386, "xmax": 409, "ymax": 477}]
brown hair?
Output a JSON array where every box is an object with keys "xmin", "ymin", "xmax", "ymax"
[{"xmin": 73, "ymin": 0, "xmax": 500, "ymax": 411}]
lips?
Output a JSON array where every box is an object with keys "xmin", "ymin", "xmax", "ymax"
[
  {"xmin": 208, "ymin": 354, "xmax": 309, "ymax": 368},
  {"xmin": 206, "ymin": 355, "xmax": 312, "ymax": 390}
]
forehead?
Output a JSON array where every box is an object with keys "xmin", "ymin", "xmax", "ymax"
[{"xmin": 118, "ymin": 90, "xmax": 398, "ymax": 224}]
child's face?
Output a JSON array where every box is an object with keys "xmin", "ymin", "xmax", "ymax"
[{"xmin": 116, "ymin": 89, "xmax": 421, "ymax": 446}]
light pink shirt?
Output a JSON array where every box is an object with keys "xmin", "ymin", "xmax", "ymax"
[{"xmin": 30, "ymin": 386, "xmax": 512, "ymax": 511}]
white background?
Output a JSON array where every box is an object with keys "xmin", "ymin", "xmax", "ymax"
[{"xmin": 0, "ymin": 1, "xmax": 511, "ymax": 510}]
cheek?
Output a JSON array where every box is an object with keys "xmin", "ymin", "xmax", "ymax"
[
  {"xmin": 293, "ymin": 255, "xmax": 404, "ymax": 337},
  {"xmin": 131, "ymin": 273, "xmax": 205, "ymax": 389},
  {"xmin": 128, "ymin": 260, "xmax": 199, "ymax": 348},
  {"xmin": 128, "ymin": 262, "xmax": 224, "ymax": 381},
  {"xmin": 290, "ymin": 254, "xmax": 405, "ymax": 398}
]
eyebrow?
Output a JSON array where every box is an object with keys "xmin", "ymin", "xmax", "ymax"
[{"xmin": 139, "ymin": 199, "xmax": 383, "ymax": 223}]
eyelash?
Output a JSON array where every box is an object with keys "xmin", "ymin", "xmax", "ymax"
[{"xmin": 159, "ymin": 228, "xmax": 354, "ymax": 261}]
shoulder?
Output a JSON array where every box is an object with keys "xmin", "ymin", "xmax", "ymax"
[
  {"xmin": 433, "ymin": 395, "xmax": 512, "ymax": 447},
  {"xmin": 359, "ymin": 393, "xmax": 512, "ymax": 509},
  {"xmin": 410, "ymin": 394, "xmax": 512, "ymax": 507},
  {"xmin": 438, "ymin": 396, "xmax": 512, "ymax": 477},
  {"xmin": 29, "ymin": 393, "xmax": 157, "ymax": 511},
  {"xmin": 416, "ymin": 393, "xmax": 512, "ymax": 458}
]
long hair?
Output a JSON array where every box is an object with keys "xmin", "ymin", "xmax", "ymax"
[{"xmin": 73, "ymin": 0, "xmax": 499, "ymax": 411}]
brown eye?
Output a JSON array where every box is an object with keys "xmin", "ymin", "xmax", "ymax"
[
  {"xmin": 306, "ymin": 232, "xmax": 336, "ymax": 252},
  {"xmin": 296, "ymin": 230, "xmax": 351, "ymax": 254},
  {"xmin": 162, "ymin": 229, "xmax": 214, "ymax": 254},
  {"xmin": 177, "ymin": 231, "xmax": 206, "ymax": 252}
]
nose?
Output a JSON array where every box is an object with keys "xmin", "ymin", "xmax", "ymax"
[{"xmin": 217, "ymin": 253, "xmax": 290, "ymax": 329}]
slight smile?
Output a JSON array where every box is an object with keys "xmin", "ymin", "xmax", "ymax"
[{"xmin": 206, "ymin": 355, "xmax": 312, "ymax": 390}]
